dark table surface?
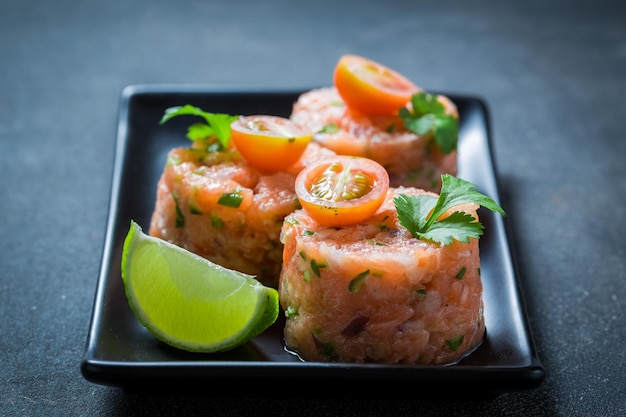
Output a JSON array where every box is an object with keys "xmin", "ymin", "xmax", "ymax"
[{"xmin": 2, "ymin": 0, "xmax": 625, "ymax": 415}]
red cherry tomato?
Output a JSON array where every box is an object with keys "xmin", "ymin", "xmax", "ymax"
[
  {"xmin": 333, "ymin": 54, "xmax": 419, "ymax": 116},
  {"xmin": 230, "ymin": 115, "xmax": 313, "ymax": 171},
  {"xmin": 295, "ymin": 155, "xmax": 390, "ymax": 227}
]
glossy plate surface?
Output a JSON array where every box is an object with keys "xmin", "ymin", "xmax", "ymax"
[{"xmin": 81, "ymin": 85, "xmax": 544, "ymax": 394}]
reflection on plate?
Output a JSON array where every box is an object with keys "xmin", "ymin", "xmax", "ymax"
[{"xmin": 80, "ymin": 85, "xmax": 544, "ymax": 394}]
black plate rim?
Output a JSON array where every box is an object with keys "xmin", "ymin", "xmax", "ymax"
[{"xmin": 80, "ymin": 84, "xmax": 545, "ymax": 393}]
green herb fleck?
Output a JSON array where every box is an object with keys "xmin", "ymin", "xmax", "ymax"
[
  {"xmin": 456, "ymin": 266, "xmax": 467, "ymax": 280},
  {"xmin": 318, "ymin": 342, "xmax": 336, "ymax": 360},
  {"xmin": 447, "ymin": 335, "xmax": 464, "ymax": 351},
  {"xmin": 172, "ymin": 191, "xmax": 185, "ymax": 228},
  {"xmin": 394, "ymin": 174, "xmax": 505, "ymax": 245},
  {"xmin": 348, "ymin": 270, "xmax": 370, "ymax": 293},
  {"xmin": 166, "ymin": 154, "xmax": 181, "ymax": 166},
  {"xmin": 285, "ymin": 305, "xmax": 299, "ymax": 318},
  {"xmin": 217, "ymin": 189, "xmax": 244, "ymax": 208},
  {"xmin": 318, "ymin": 123, "xmax": 339, "ymax": 134},
  {"xmin": 310, "ymin": 259, "xmax": 327, "ymax": 278},
  {"xmin": 210, "ymin": 213, "xmax": 224, "ymax": 229}
]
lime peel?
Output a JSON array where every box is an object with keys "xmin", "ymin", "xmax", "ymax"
[{"xmin": 121, "ymin": 220, "xmax": 279, "ymax": 353}]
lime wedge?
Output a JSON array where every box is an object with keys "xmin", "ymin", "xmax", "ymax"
[{"xmin": 121, "ymin": 220, "xmax": 279, "ymax": 352}]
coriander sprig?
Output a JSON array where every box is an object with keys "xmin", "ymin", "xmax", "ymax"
[
  {"xmin": 160, "ymin": 104, "xmax": 238, "ymax": 151},
  {"xmin": 399, "ymin": 92, "xmax": 458, "ymax": 154},
  {"xmin": 394, "ymin": 174, "xmax": 505, "ymax": 245}
]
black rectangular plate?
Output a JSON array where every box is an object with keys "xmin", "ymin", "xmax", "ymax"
[{"xmin": 81, "ymin": 85, "xmax": 544, "ymax": 394}]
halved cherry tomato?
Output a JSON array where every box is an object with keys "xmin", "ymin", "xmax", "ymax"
[
  {"xmin": 333, "ymin": 54, "xmax": 419, "ymax": 116},
  {"xmin": 230, "ymin": 115, "xmax": 313, "ymax": 171},
  {"xmin": 295, "ymin": 155, "xmax": 390, "ymax": 227}
]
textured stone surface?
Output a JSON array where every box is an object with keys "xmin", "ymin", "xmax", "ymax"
[{"xmin": 1, "ymin": 0, "xmax": 625, "ymax": 415}]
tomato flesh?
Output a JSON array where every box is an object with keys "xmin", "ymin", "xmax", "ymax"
[
  {"xmin": 295, "ymin": 156, "xmax": 390, "ymax": 227},
  {"xmin": 333, "ymin": 54, "xmax": 419, "ymax": 116},
  {"xmin": 230, "ymin": 115, "xmax": 312, "ymax": 171}
]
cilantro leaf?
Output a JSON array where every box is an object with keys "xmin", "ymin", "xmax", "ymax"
[
  {"xmin": 394, "ymin": 174, "xmax": 505, "ymax": 245},
  {"xmin": 399, "ymin": 92, "xmax": 459, "ymax": 154},
  {"xmin": 393, "ymin": 193, "xmax": 437, "ymax": 234},
  {"xmin": 204, "ymin": 113, "xmax": 239, "ymax": 149},
  {"xmin": 432, "ymin": 115, "xmax": 458, "ymax": 155},
  {"xmin": 418, "ymin": 211, "xmax": 484, "ymax": 245},
  {"xmin": 186, "ymin": 123, "xmax": 213, "ymax": 141},
  {"xmin": 411, "ymin": 92, "xmax": 445, "ymax": 115},
  {"xmin": 433, "ymin": 174, "xmax": 506, "ymax": 222},
  {"xmin": 160, "ymin": 104, "xmax": 238, "ymax": 150}
]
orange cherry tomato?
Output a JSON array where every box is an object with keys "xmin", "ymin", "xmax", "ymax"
[
  {"xmin": 333, "ymin": 54, "xmax": 419, "ymax": 116},
  {"xmin": 295, "ymin": 155, "xmax": 390, "ymax": 227},
  {"xmin": 230, "ymin": 115, "xmax": 313, "ymax": 171}
]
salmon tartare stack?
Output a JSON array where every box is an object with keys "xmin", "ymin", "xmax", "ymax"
[
  {"xmin": 149, "ymin": 108, "xmax": 334, "ymax": 287},
  {"xmin": 279, "ymin": 156, "xmax": 505, "ymax": 364},
  {"xmin": 290, "ymin": 55, "xmax": 459, "ymax": 191}
]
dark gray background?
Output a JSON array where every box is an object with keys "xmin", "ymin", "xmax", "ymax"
[{"xmin": 1, "ymin": 0, "xmax": 625, "ymax": 415}]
